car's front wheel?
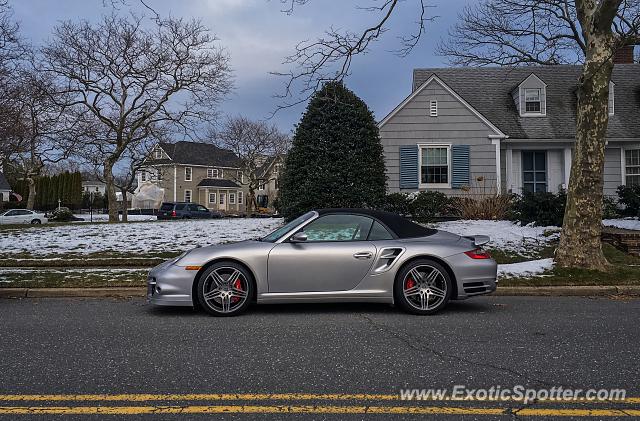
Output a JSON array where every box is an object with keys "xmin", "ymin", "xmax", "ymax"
[
  {"xmin": 30, "ymin": 219, "xmax": 41, "ymax": 224},
  {"xmin": 394, "ymin": 259, "xmax": 452, "ymax": 315},
  {"xmin": 196, "ymin": 262, "xmax": 254, "ymax": 316}
]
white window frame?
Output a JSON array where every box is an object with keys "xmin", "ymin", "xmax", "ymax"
[
  {"xmin": 258, "ymin": 180, "xmax": 266, "ymax": 191},
  {"xmin": 184, "ymin": 167, "xmax": 192, "ymax": 182},
  {"xmin": 625, "ymin": 149, "xmax": 640, "ymax": 186},
  {"xmin": 523, "ymin": 88, "xmax": 543, "ymax": 115},
  {"xmin": 208, "ymin": 192, "xmax": 217, "ymax": 204},
  {"xmin": 229, "ymin": 192, "xmax": 236, "ymax": 204},
  {"xmin": 418, "ymin": 144, "xmax": 452, "ymax": 189},
  {"xmin": 140, "ymin": 172, "xmax": 146, "ymax": 182},
  {"xmin": 154, "ymin": 149, "xmax": 162, "ymax": 159},
  {"xmin": 429, "ymin": 100, "xmax": 438, "ymax": 117},
  {"xmin": 238, "ymin": 191, "xmax": 243, "ymax": 204},
  {"xmin": 184, "ymin": 189, "xmax": 192, "ymax": 203},
  {"xmin": 207, "ymin": 168, "xmax": 217, "ymax": 178},
  {"xmin": 237, "ymin": 171, "xmax": 243, "ymax": 183}
]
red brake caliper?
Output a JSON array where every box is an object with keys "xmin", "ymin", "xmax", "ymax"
[
  {"xmin": 232, "ymin": 278, "xmax": 243, "ymax": 303},
  {"xmin": 405, "ymin": 278, "xmax": 416, "ymax": 290}
]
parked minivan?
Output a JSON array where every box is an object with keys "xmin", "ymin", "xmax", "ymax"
[{"xmin": 157, "ymin": 202, "xmax": 223, "ymax": 220}]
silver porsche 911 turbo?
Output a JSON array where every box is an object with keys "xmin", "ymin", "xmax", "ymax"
[{"xmin": 147, "ymin": 209, "xmax": 497, "ymax": 316}]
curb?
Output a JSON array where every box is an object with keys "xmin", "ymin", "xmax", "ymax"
[
  {"xmin": 495, "ymin": 285, "xmax": 640, "ymax": 296},
  {"xmin": 1, "ymin": 286, "xmax": 639, "ymax": 299},
  {"xmin": 0, "ymin": 287, "xmax": 145, "ymax": 299}
]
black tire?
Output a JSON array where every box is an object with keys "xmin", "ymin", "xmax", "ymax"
[
  {"xmin": 394, "ymin": 258, "xmax": 453, "ymax": 315},
  {"xmin": 30, "ymin": 219, "xmax": 41, "ymax": 224},
  {"xmin": 196, "ymin": 261, "xmax": 254, "ymax": 317}
]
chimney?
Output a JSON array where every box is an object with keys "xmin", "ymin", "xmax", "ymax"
[{"xmin": 613, "ymin": 45, "xmax": 635, "ymax": 64}]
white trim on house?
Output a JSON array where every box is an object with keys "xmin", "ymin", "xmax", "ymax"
[
  {"xmin": 184, "ymin": 189, "xmax": 192, "ymax": 203},
  {"xmin": 184, "ymin": 167, "xmax": 192, "ymax": 182},
  {"xmin": 429, "ymin": 100, "xmax": 438, "ymax": 117},
  {"xmin": 208, "ymin": 192, "xmax": 217, "ymax": 204},
  {"xmin": 173, "ymin": 166, "xmax": 177, "ymax": 201},
  {"xmin": 609, "ymin": 81, "xmax": 615, "ymax": 116},
  {"xmin": 491, "ymin": 138, "xmax": 502, "ymax": 192},
  {"xmin": 621, "ymin": 146, "xmax": 626, "ymax": 185},
  {"xmin": 564, "ymin": 147, "xmax": 572, "ymax": 188},
  {"xmin": 417, "ymin": 143, "xmax": 452, "ymax": 189},
  {"xmin": 378, "ymin": 75, "xmax": 507, "ymax": 137}
]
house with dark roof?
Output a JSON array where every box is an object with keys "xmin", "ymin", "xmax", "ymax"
[
  {"xmin": 0, "ymin": 171, "xmax": 11, "ymax": 202},
  {"xmin": 137, "ymin": 141, "xmax": 247, "ymax": 213},
  {"xmin": 379, "ymin": 62, "xmax": 640, "ymax": 197},
  {"xmin": 254, "ymin": 155, "xmax": 284, "ymax": 210}
]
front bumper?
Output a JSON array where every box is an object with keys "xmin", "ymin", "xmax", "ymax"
[{"xmin": 147, "ymin": 260, "xmax": 197, "ymax": 307}]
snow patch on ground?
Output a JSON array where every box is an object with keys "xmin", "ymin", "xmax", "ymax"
[
  {"xmin": 0, "ymin": 218, "xmax": 283, "ymax": 256},
  {"xmin": 73, "ymin": 214, "xmax": 157, "ymax": 222},
  {"xmin": 497, "ymin": 258, "xmax": 554, "ymax": 279},
  {"xmin": 603, "ymin": 218, "xmax": 640, "ymax": 231},
  {"xmin": 432, "ymin": 220, "xmax": 560, "ymax": 254}
]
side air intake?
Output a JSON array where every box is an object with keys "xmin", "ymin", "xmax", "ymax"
[{"xmin": 373, "ymin": 247, "xmax": 405, "ymax": 273}]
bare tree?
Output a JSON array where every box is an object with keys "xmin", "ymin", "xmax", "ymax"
[
  {"xmin": 213, "ymin": 116, "xmax": 289, "ymax": 214},
  {"xmin": 40, "ymin": 13, "xmax": 232, "ymax": 222},
  {"xmin": 438, "ymin": 0, "xmax": 640, "ymax": 270},
  {"xmin": 272, "ymin": 0, "xmax": 431, "ymax": 111},
  {"xmin": 11, "ymin": 70, "xmax": 80, "ymax": 209}
]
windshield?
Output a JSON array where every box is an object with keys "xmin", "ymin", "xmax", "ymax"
[{"xmin": 261, "ymin": 211, "xmax": 315, "ymax": 243}]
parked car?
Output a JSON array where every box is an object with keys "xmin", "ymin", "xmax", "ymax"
[
  {"xmin": 157, "ymin": 202, "xmax": 223, "ymax": 220},
  {"xmin": 148, "ymin": 208, "xmax": 497, "ymax": 316},
  {"xmin": 0, "ymin": 209, "xmax": 48, "ymax": 224}
]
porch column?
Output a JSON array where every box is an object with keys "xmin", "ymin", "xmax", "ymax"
[
  {"xmin": 505, "ymin": 148, "xmax": 513, "ymax": 193},
  {"xmin": 563, "ymin": 147, "xmax": 572, "ymax": 188},
  {"xmin": 621, "ymin": 146, "xmax": 626, "ymax": 186},
  {"xmin": 490, "ymin": 137, "xmax": 502, "ymax": 193}
]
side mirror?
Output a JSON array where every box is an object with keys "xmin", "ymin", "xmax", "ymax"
[{"xmin": 290, "ymin": 232, "xmax": 308, "ymax": 243}]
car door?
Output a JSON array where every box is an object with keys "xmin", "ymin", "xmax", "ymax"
[
  {"xmin": 267, "ymin": 214, "xmax": 376, "ymax": 293},
  {"xmin": 195, "ymin": 205, "xmax": 210, "ymax": 218},
  {"xmin": 2, "ymin": 210, "xmax": 22, "ymax": 224},
  {"xmin": 20, "ymin": 210, "xmax": 34, "ymax": 223}
]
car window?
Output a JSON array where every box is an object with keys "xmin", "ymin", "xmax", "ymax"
[
  {"xmin": 196, "ymin": 205, "xmax": 208, "ymax": 212},
  {"xmin": 368, "ymin": 221, "xmax": 394, "ymax": 240},
  {"xmin": 175, "ymin": 204, "xmax": 186, "ymax": 211},
  {"xmin": 302, "ymin": 214, "xmax": 374, "ymax": 242},
  {"xmin": 261, "ymin": 211, "xmax": 315, "ymax": 243},
  {"xmin": 4, "ymin": 210, "xmax": 19, "ymax": 216},
  {"xmin": 160, "ymin": 203, "xmax": 174, "ymax": 211}
]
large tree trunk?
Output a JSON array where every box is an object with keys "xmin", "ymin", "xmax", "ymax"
[
  {"xmin": 121, "ymin": 188, "xmax": 128, "ymax": 222},
  {"xmin": 26, "ymin": 177, "xmax": 36, "ymax": 210},
  {"xmin": 555, "ymin": 59, "xmax": 613, "ymax": 271},
  {"xmin": 103, "ymin": 161, "xmax": 119, "ymax": 223},
  {"xmin": 248, "ymin": 185, "xmax": 256, "ymax": 215}
]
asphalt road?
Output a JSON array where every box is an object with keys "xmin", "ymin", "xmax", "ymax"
[{"xmin": 0, "ymin": 296, "xmax": 638, "ymax": 420}]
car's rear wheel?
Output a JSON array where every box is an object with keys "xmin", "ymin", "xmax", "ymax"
[
  {"xmin": 197, "ymin": 262, "xmax": 254, "ymax": 316},
  {"xmin": 30, "ymin": 219, "xmax": 41, "ymax": 224},
  {"xmin": 394, "ymin": 259, "xmax": 452, "ymax": 315}
]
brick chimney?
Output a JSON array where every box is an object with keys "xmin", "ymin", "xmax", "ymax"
[{"xmin": 613, "ymin": 45, "xmax": 635, "ymax": 64}]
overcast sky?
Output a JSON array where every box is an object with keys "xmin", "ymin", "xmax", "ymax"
[{"xmin": 11, "ymin": 0, "xmax": 471, "ymax": 135}]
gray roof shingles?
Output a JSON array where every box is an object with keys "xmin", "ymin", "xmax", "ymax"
[
  {"xmin": 196, "ymin": 179, "xmax": 241, "ymax": 188},
  {"xmin": 412, "ymin": 64, "xmax": 640, "ymax": 140},
  {"xmin": 148, "ymin": 141, "xmax": 240, "ymax": 167},
  {"xmin": 0, "ymin": 172, "xmax": 10, "ymax": 191}
]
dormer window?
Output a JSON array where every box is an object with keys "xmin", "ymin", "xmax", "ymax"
[
  {"xmin": 517, "ymin": 73, "xmax": 546, "ymax": 117},
  {"xmin": 154, "ymin": 149, "xmax": 162, "ymax": 159},
  {"xmin": 524, "ymin": 89, "xmax": 541, "ymax": 113}
]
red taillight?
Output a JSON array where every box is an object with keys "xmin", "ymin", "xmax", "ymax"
[
  {"xmin": 171, "ymin": 210, "xmax": 177, "ymax": 217},
  {"xmin": 464, "ymin": 249, "xmax": 491, "ymax": 259}
]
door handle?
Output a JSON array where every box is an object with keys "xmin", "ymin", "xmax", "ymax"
[{"xmin": 353, "ymin": 252, "xmax": 373, "ymax": 259}]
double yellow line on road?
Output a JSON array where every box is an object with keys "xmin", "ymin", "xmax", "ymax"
[{"xmin": 0, "ymin": 393, "xmax": 638, "ymax": 417}]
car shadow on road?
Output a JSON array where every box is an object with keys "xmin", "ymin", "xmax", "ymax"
[{"xmin": 144, "ymin": 298, "xmax": 496, "ymax": 317}]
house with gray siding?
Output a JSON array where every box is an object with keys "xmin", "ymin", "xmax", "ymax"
[
  {"xmin": 379, "ymin": 63, "xmax": 640, "ymax": 198},
  {"xmin": 0, "ymin": 171, "xmax": 11, "ymax": 202}
]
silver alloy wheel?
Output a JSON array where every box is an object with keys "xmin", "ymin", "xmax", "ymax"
[
  {"xmin": 402, "ymin": 265, "xmax": 448, "ymax": 311},
  {"xmin": 201, "ymin": 267, "xmax": 249, "ymax": 313}
]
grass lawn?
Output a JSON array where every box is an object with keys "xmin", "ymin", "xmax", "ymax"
[{"xmin": 500, "ymin": 244, "xmax": 640, "ymax": 286}]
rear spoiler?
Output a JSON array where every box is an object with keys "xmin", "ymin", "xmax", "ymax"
[{"xmin": 464, "ymin": 235, "xmax": 491, "ymax": 247}]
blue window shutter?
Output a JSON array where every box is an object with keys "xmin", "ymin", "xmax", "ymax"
[
  {"xmin": 399, "ymin": 145, "xmax": 419, "ymax": 189},
  {"xmin": 451, "ymin": 145, "xmax": 470, "ymax": 188}
]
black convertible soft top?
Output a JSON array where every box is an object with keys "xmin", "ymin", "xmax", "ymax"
[{"xmin": 316, "ymin": 208, "xmax": 437, "ymax": 239}]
